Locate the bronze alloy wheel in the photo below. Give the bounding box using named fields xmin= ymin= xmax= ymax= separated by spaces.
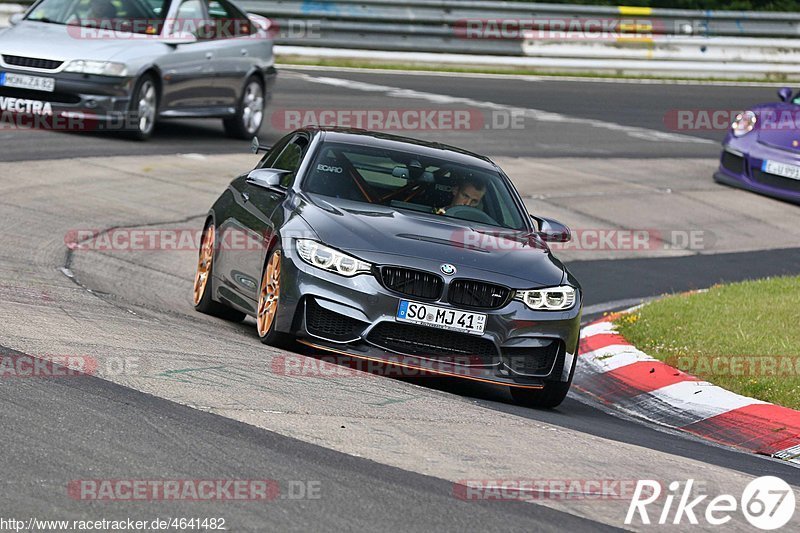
xmin=193 ymin=224 xmax=215 ymax=305
xmin=257 ymin=250 xmax=281 ymax=337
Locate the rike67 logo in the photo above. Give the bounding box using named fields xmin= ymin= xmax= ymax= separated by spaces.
xmin=626 ymin=476 xmax=796 ymax=530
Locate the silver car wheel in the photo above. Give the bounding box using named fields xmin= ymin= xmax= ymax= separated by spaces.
xmin=241 ymin=81 xmax=264 ymax=135
xmin=137 ymin=80 xmax=157 ymax=134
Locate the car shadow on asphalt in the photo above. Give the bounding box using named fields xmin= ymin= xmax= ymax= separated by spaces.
xmin=288 ymin=339 xmax=800 ymax=482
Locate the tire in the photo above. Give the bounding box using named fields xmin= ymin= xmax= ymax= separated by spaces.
xmin=125 ymin=73 xmax=158 ymax=141
xmin=509 ymin=358 xmax=576 ymax=409
xmin=256 ymin=245 xmax=283 ymax=345
xmin=193 ymin=222 xmax=246 ymax=322
xmin=224 ymin=76 xmax=265 ymax=139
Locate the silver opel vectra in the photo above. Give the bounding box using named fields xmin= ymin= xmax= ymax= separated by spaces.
xmin=0 ymin=0 xmax=276 ymax=139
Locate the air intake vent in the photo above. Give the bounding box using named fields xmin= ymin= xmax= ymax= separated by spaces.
xmin=305 ymin=299 xmax=365 ymax=342
xmin=502 ymin=341 xmax=563 ymax=377
xmin=720 ymin=151 xmax=744 ymax=174
xmin=3 ymin=55 xmax=63 ymax=70
xmin=367 ymin=321 xmax=498 ymax=364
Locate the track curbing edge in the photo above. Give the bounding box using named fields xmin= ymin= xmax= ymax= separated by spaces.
xmin=576 ymin=310 xmax=800 ymax=464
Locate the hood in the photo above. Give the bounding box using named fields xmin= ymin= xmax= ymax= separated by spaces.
xmin=754 ymin=103 xmax=800 ymax=153
xmin=0 ymin=21 xmax=138 ymax=62
xmin=296 ymin=195 xmax=566 ymax=287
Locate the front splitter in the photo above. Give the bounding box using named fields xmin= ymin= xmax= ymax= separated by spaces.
xmin=296 ymin=339 xmax=546 ymax=390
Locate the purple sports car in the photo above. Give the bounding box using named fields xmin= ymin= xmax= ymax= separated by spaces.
xmin=714 ymin=87 xmax=800 ymax=205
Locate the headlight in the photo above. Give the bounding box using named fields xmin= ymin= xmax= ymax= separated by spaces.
xmin=295 ymin=239 xmax=371 ymax=277
xmin=515 ymin=286 xmax=577 ymax=311
xmin=64 ymin=60 xmax=128 ymax=76
xmin=731 ymin=110 xmax=757 ymax=137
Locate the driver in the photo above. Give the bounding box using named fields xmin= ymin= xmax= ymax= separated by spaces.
xmin=435 ymin=174 xmax=486 ymax=214
xmin=86 ymin=0 xmax=118 ymax=20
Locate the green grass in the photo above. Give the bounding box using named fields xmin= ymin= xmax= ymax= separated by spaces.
xmin=276 ymin=56 xmax=792 ymax=84
xmin=615 ymin=276 xmax=800 ymax=409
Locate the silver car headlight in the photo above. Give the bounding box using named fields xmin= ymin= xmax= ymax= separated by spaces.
xmin=731 ymin=110 xmax=757 ymax=137
xmin=515 ymin=286 xmax=577 ymax=311
xmin=296 ymin=239 xmax=372 ymax=277
xmin=64 ymin=60 xmax=128 ymax=77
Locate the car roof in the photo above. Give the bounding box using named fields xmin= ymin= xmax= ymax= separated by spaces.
xmin=302 ymin=127 xmax=499 ymax=172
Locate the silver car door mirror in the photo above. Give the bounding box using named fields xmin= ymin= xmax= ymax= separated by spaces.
xmin=246 ymin=168 xmax=289 ymax=191
xmin=162 ymin=32 xmax=198 ymax=46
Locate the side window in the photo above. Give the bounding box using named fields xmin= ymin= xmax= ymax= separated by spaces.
xmin=207 ymin=0 xmax=251 ymax=38
xmin=271 ymin=135 xmax=310 ymax=188
xmin=175 ymin=0 xmax=207 ymax=37
xmin=145 ymin=0 xmax=168 ymax=15
xmin=176 ymin=0 xmax=204 ymax=19
xmin=258 ymin=133 xmax=293 ymax=169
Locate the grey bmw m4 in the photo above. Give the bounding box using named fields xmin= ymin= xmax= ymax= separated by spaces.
xmin=194 ymin=128 xmax=582 ymax=408
xmin=0 ymin=0 xmax=275 ymax=139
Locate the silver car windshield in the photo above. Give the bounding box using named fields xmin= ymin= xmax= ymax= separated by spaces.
xmin=304 ymin=142 xmax=528 ymax=230
xmin=27 ymin=0 xmax=169 ymax=33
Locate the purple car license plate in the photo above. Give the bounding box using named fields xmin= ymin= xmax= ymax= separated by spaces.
xmin=763 ymin=159 xmax=800 ymax=181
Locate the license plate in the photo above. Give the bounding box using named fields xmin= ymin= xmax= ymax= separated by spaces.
xmin=0 ymin=72 xmax=55 ymax=93
xmin=763 ymin=159 xmax=800 ymax=181
xmin=396 ymin=300 xmax=486 ymax=335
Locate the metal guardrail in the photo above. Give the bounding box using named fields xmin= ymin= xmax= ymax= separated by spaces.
xmin=239 ymin=0 xmax=800 ymax=40
xmin=240 ymin=1 xmax=800 ymax=78
xmin=3 ymin=1 xmax=799 ymax=77
xmin=232 ymin=0 xmax=800 ymax=66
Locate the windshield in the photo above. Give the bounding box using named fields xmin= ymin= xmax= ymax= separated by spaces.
xmin=303 ymin=141 xmax=528 ymax=230
xmin=26 ymin=0 xmax=169 ymax=33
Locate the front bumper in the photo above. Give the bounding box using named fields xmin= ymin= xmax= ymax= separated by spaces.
xmin=715 ymin=141 xmax=800 ymax=205
xmin=276 ymin=243 xmax=581 ymax=388
xmin=0 ymin=68 xmax=135 ymax=130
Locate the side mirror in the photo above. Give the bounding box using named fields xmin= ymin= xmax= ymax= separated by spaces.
xmin=250 ymin=136 xmax=271 ymax=154
xmin=778 ymin=87 xmax=794 ymax=102
xmin=9 ymin=13 xmax=23 ymax=25
xmin=246 ymin=168 xmax=288 ymax=191
xmin=532 ymin=215 xmax=571 ymax=243
xmin=162 ymin=32 xmax=197 ymax=46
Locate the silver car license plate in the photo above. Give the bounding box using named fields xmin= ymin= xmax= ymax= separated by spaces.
xmin=763 ymin=159 xmax=800 ymax=181
xmin=396 ymin=300 xmax=486 ymax=335
xmin=0 ymin=72 xmax=55 ymax=93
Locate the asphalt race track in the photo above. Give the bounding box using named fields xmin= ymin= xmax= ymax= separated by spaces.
xmin=1 ymin=68 xmax=799 ymax=531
